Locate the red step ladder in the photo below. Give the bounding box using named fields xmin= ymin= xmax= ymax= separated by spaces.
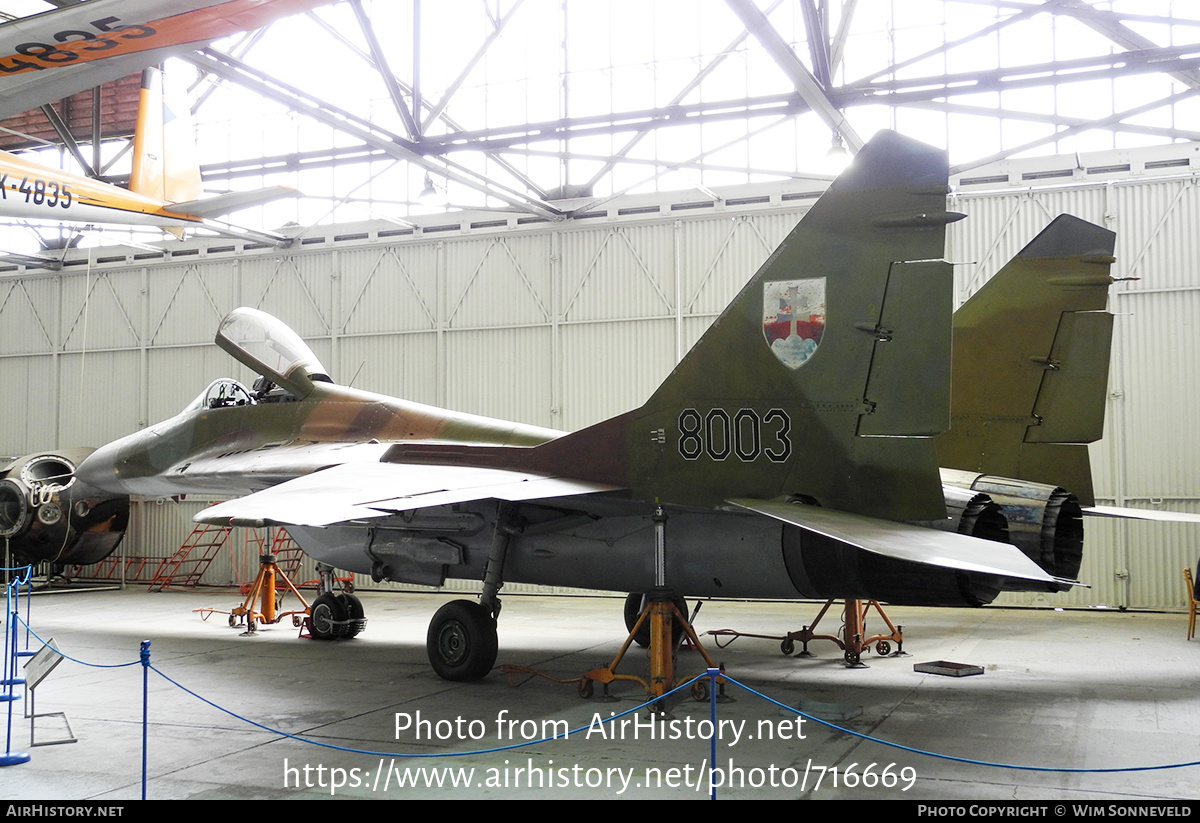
xmin=148 ymin=523 xmax=232 ymax=591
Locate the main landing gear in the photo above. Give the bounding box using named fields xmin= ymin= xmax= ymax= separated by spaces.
xmin=427 ymin=600 xmax=498 ymax=681
xmin=425 ymin=503 xmax=518 ymax=682
xmin=307 ymin=563 xmax=367 ymax=640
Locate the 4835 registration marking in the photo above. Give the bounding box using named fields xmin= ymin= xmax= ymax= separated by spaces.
xmin=0 ymin=17 xmax=156 ymax=74
xmin=0 ymin=174 xmax=73 ymax=209
xmin=678 ymin=408 xmax=791 ymax=463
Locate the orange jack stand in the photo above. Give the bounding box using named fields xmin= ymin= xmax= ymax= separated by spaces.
xmin=580 ymin=587 xmax=722 ymax=708
xmin=782 ymin=598 xmax=904 ymax=666
xmin=194 ymin=553 xmax=311 ymax=634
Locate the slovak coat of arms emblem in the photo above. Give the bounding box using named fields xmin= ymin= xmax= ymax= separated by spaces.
xmin=762 ymin=278 xmax=826 ymax=369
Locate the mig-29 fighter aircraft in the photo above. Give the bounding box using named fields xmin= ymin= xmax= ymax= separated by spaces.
xmin=76 ymin=131 xmax=1095 ymax=681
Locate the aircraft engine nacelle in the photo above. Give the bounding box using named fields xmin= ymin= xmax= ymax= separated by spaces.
xmin=781 ymin=487 xmax=1015 ymax=608
xmin=0 ymin=450 xmax=130 ymax=567
xmin=781 ymin=522 xmax=1006 ymax=607
xmin=941 ymin=468 xmax=1083 ymax=591
xmin=915 ymin=485 xmax=1011 ymax=543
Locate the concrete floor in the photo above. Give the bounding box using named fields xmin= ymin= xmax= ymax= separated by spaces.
xmin=3 ymin=586 xmax=1199 ymax=801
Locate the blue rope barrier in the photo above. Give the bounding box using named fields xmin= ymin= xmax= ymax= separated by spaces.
xmin=1 ymin=564 xmax=31 ymax=766
xmin=14 ymin=616 xmax=140 ymax=668
xmin=721 ymin=673 xmax=1200 ymax=774
xmin=11 ymin=596 xmax=1200 ymax=795
xmin=150 ymin=663 xmax=707 ymax=759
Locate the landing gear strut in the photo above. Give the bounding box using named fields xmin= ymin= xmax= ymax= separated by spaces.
xmin=581 ymin=507 xmax=721 ymax=708
xmin=426 ymin=503 xmax=519 ymax=681
xmin=307 ymin=563 xmax=367 ymax=640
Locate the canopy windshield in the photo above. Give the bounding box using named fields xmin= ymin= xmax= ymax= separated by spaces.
xmin=215 ymin=307 xmax=329 ymax=397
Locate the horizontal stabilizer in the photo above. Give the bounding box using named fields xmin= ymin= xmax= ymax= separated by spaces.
xmin=728 ymin=497 xmax=1058 ymax=583
xmin=169 ymin=186 xmax=300 ymax=219
xmin=195 ymin=462 xmax=621 ymax=528
xmin=1083 ymin=505 xmax=1200 ymax=523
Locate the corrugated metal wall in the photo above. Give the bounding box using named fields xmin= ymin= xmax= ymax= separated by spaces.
xmin=2 ymin=170 xmax=1198 ymax=609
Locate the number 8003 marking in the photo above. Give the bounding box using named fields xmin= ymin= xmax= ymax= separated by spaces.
xmin=678 ymin=408 xmax=791 ymax=463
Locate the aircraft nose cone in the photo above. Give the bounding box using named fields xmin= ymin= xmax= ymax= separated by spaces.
xmin=76 ymin=441 xmax=125 ymax=494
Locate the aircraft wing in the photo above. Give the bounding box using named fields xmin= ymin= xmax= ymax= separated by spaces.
xmin=195 ymin=462 xmax=623 ymax=528
xmin=168 ymin=186 xmax=300 ymax=220
xmin=0 ymin=0 xmax=327 ymax=120
xmin=1083 ymin=505 xmax=1200 ymax=523
xmin=728 ymin=498 xmax=1061 ymax=584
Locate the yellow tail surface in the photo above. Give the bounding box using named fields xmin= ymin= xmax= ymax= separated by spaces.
xmin=129 ymin=67 xmax=202 ymax=207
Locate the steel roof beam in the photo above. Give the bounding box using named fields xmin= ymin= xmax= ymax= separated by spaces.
xmin=724 ymin=0 xmax=864 ymax=150
xmin=1040 ymin=0 xmax=1200 ymax=92
xmin=828 ymin=0 xmax=858 ymax=76
xmin=911 ymin=99 xmax=1200 ymax=143
xmin=38 ymin=102 xmax=95 ymax=179
xmin=582 ymin=0 xmax=788 ymax=192
xmin=952 ymin=88 xmax=1198 ymax=173
xmin=184 ymin=49 xmax=562 ymax=217
xmin=422 ymin=1 xmax=524 ymax=132
xmin=799 ymin=0 xmax=832 ymax=88
xmin=304 ymin=4 xmax=547 ymax=200
xmin=853 ymin=8 xmax=1036 ymax=84
xmin=946 ymin=0 xmax=1200 ymax=29
xmin=350 ymin=0 xmax=420 ymax=139
xmin=408 ymin=42 xmax=1200 ymax=155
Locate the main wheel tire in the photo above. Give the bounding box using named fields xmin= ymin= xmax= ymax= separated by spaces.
xmin=310 ymin=593 xmax=345 ymax=640
xmin=342 ymin=593 xmax=365 ymax=638
xmin=623 ymin=592 xmax=689 ymax=649
xmin=623 ymin=592 xmax=650 ymax=648
xmin=427 ymin=600 xmax=498 ymax=682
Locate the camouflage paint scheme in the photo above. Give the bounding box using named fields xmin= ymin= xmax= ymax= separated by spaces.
xmin=75 ymin=131 xmax=1127 ymax=680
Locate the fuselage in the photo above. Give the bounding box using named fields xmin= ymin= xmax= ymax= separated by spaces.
xmin=0 ymin=150 xmax=200 ymax=227
xmin=76 ymin=377 xmax=564 ymax=498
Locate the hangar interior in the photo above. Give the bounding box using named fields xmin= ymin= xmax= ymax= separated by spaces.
xmin=4 ymin=150 xmax=1200 ymax=612
xmin=0 ymin=0 xmax=1194 ymax=599
xmin=3 ymin=0 xmax=1200 ymax=803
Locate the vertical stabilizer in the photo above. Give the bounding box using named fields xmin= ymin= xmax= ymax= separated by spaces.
xmin=129 ymin=67 xmax=202 ymax=206
xmin=936 ymin=215 xmax=1117 ymax=505
xmin=535 ymin=131 xmax=961 ymax=521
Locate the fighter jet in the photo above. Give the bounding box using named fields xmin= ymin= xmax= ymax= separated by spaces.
xmin=76 ymin=131 xmax=1081 ymax=681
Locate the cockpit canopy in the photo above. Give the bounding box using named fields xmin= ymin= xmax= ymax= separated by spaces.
xmin=215 ymin=307 xmax=331 ymax=399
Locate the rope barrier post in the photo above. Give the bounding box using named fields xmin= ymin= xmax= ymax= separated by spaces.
xmin=707 ymin=667 xmax=718 ymax=800
xmin=1 ymin=566 xmax=30 ymax=766
xmin=140 ymin=639 xmax=150 ymax=800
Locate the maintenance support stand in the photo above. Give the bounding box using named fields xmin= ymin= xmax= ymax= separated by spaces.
xmin=580 ymin=506 xmax=723 ymax=711
xmin=194 ymin=553 xmax=311 ymax=634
